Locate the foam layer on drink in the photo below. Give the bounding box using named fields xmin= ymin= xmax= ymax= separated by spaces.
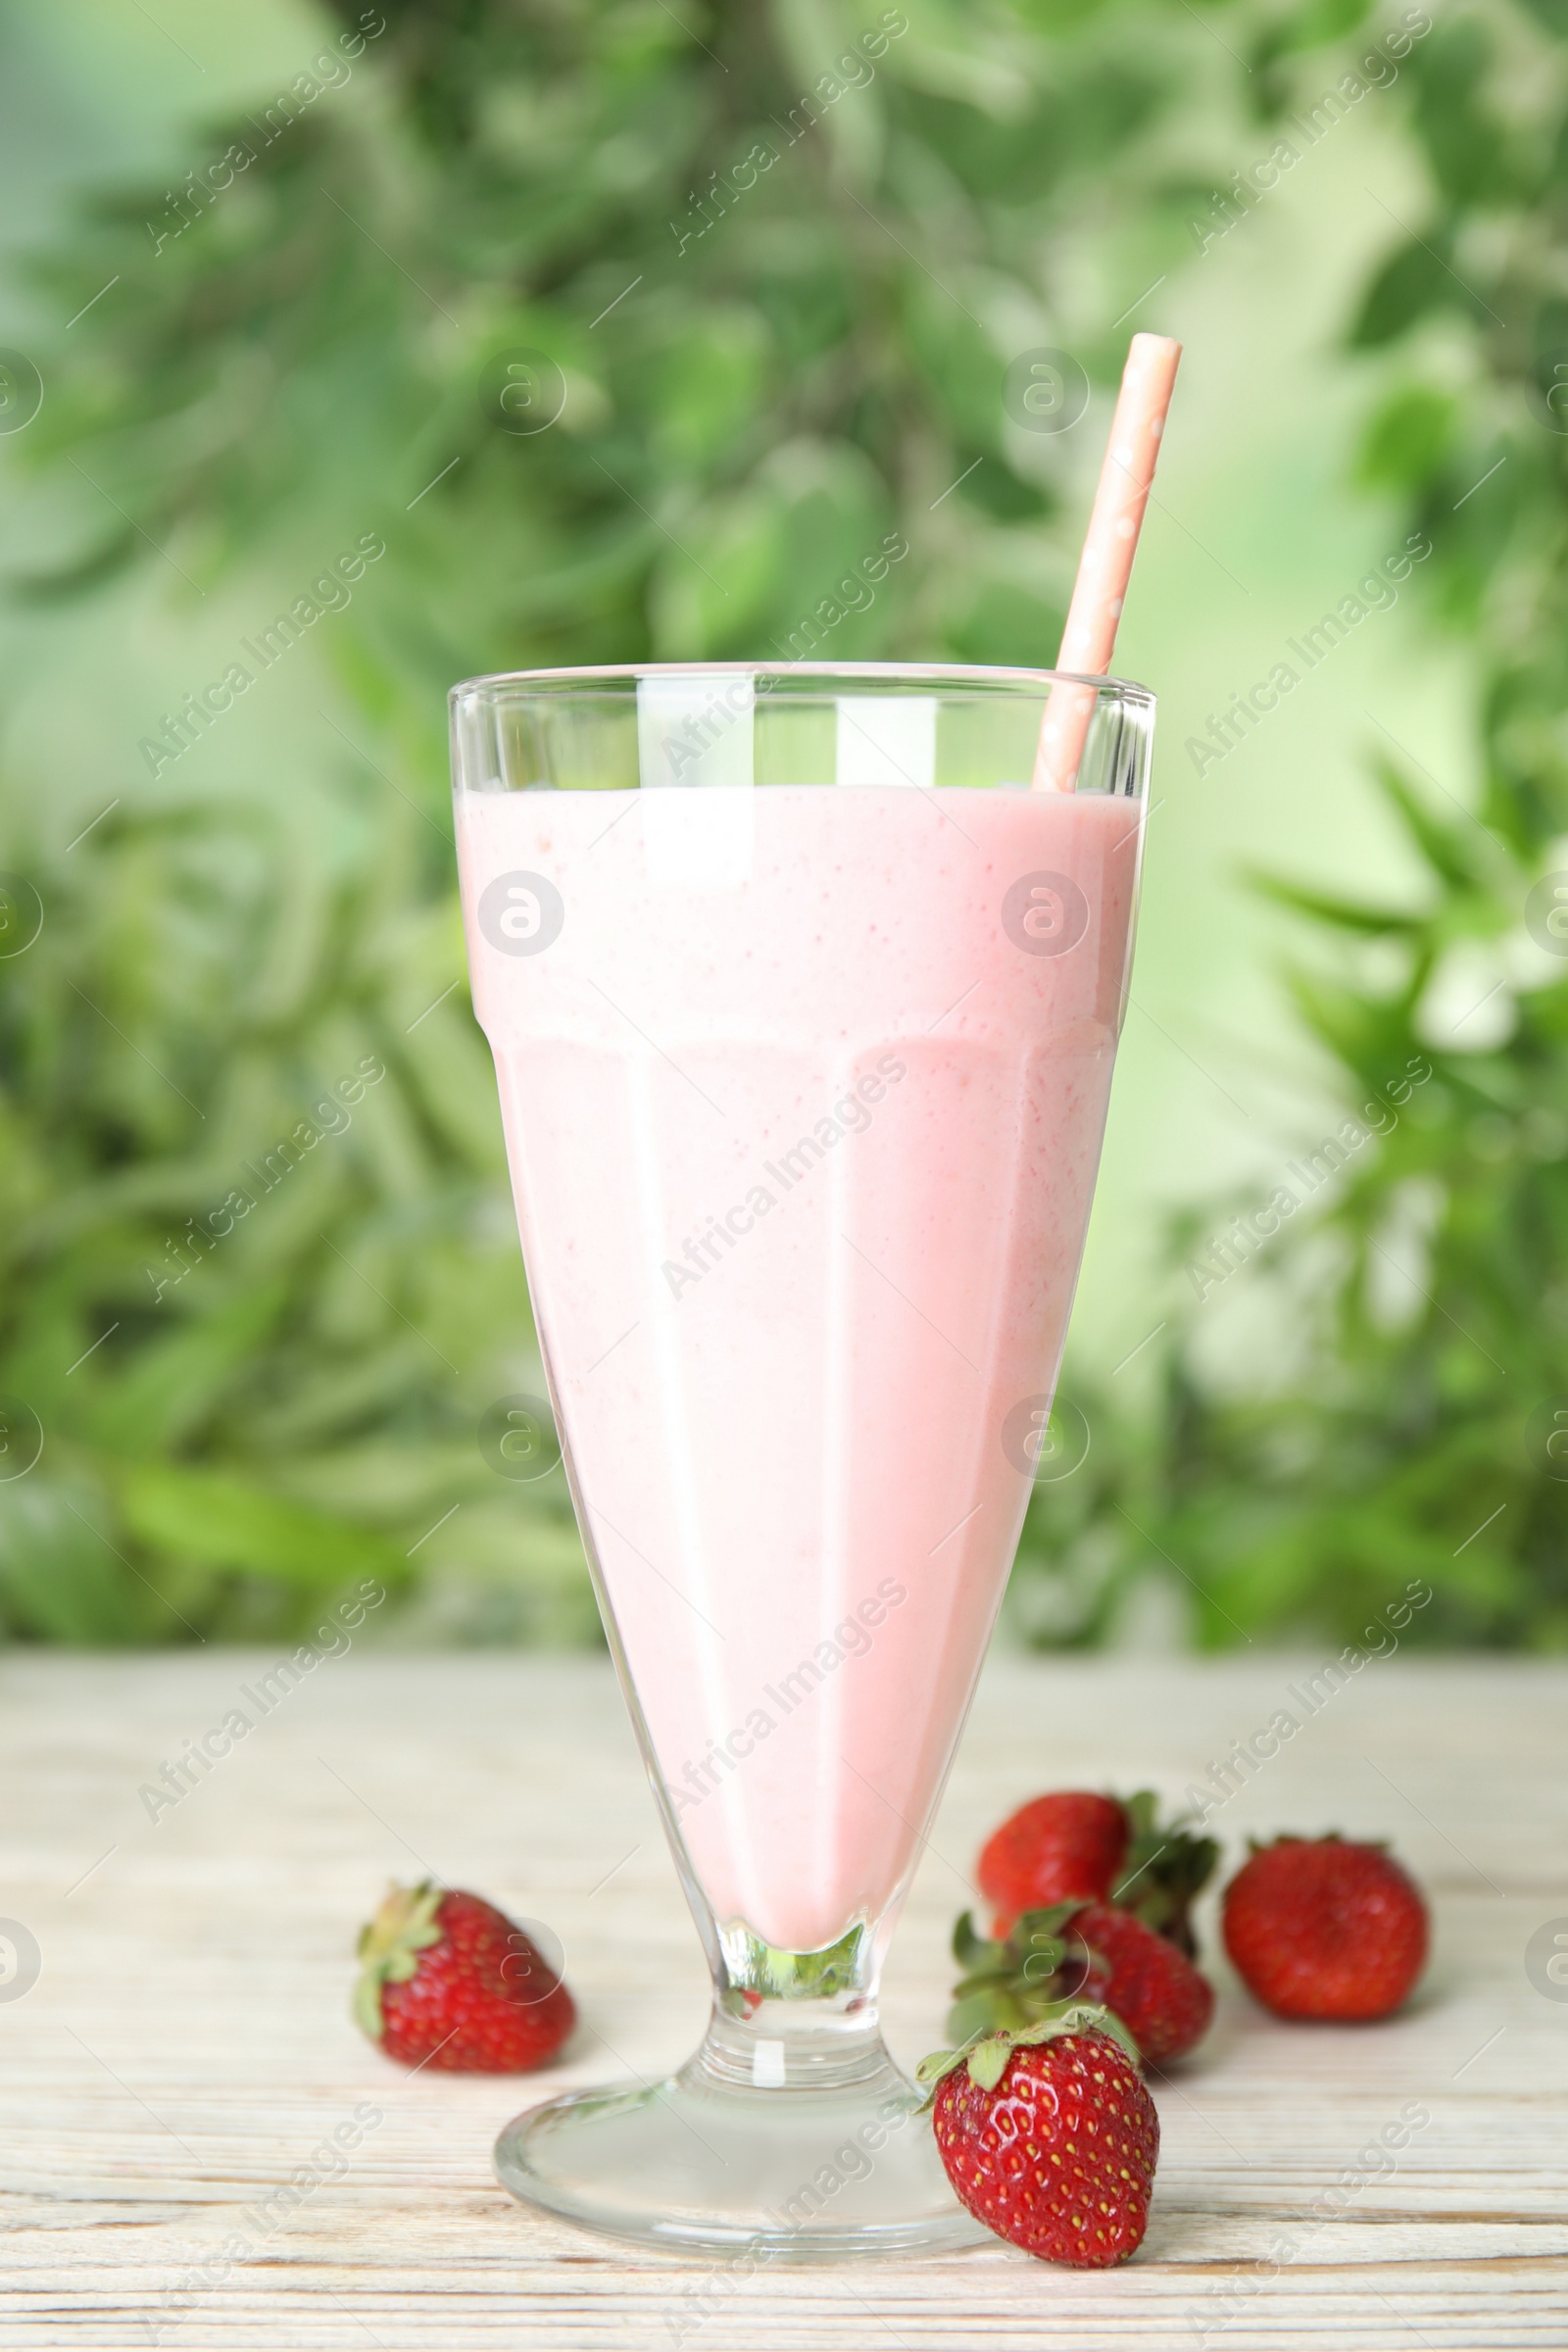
xmin=458 ymin=783 xmax=1140 ymax=1954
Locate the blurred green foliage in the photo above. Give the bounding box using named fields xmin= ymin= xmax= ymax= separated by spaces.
xmin=1016 ymin=0 xmax=1568 ymax=1649
xmin=0 ymin=0 xmax=1210 ymax=1644
xmin=1 ymin=0 xmax=1562 ymax=1645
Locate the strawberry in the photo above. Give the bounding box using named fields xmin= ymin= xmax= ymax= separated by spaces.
xmin=979 ymin=1792 xmax=1126 ymax=1932
xmin=1221 ymin=1837 xmax=1429 ymax=2021
xmin=355 ymin=1881 xmax=575 ymax=2071
xmin=918 ymin=2004 xmax=1158 ymax=2266
xmin=947 ymin=1900 xmax=1213 ymax=2065
xmin=978 ymin=1788 xmax=1218 ymax=1953
xmin=1065 ymin=1903 xmax=1214 ymax=2064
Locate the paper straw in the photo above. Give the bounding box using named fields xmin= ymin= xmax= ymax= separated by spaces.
xmin=1032 ymin=332 xmax=1182 ymax=791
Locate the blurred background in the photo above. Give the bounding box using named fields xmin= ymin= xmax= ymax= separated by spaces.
xmin=0 ymin=0 xmax=1563 ymax=1656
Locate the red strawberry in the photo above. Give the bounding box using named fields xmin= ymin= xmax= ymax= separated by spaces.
xmin=1065 ymin=1902 xmax=1214 ymax=2065
xmin=1222 ymin=1837 xmax=1428 ymax=2021
xmin=946 ymin=1900 xmax=1213 ymax=2065
xmin=979 ymin=1792 xmax=1127 ymax=1933
xmin=355 ymin=1881 xmax=575 ymax=2071
xmin=978 ymin=1789 xmax=1218 ymax=1952
xmin=919 ymin=2005 xmax=1158 ymax=2267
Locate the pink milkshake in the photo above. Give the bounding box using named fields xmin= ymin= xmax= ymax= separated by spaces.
xmin=467 ymin=327 xmax=1177 ymax=2262
xmin=457 ymin=757 xmax=1140 ymax=1957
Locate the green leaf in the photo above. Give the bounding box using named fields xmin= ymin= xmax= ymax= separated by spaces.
xmin=1248 ymin=873 xmax=1424 ymax=937
xmin=1372 ymin=760 xmax=1485 ymax=894
xmin=966 ymin=2037 xmax=1010 ymax=2091
xmin=1349 ymin=235 xmax=1469 ymax=348
xmin=119 ymin=1463 xmax=404 ymax=1591
xmin=0 ymin=1482 xmax=140 ymax=1642
xmin=83 ymin=1285 xmax=290 ymax=1457
xmin=951 ymin=1909 xmax=995 ymax=1971
xmin=1357 ymin=386 xmax=1462 ymax=494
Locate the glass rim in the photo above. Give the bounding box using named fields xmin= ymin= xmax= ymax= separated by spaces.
xmin=449 ymin=660 xmax=1153 ymax=708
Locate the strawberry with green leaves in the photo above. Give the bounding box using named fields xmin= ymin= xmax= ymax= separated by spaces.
xmin=947 ymin=1898 xmax=1213 ymax=2065
xmin=355 ymin=1881 xmax=575 ymax=2072
xmin=918 ymin=2003 xmax=1158 ymax=2266
xmin=978 ymin=1788 xmax=1218 ymax=1952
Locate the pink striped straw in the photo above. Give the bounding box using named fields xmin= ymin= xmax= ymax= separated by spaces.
xmin=1032 ymin=332 xmax=1182 ymax=791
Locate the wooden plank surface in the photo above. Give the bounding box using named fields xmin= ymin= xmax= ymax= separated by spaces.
xmin=0 ymin=1648 xmax=1563 ymax=2349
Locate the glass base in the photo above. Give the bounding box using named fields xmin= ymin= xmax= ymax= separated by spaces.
xmin=494 ymin=2010 xmax=987 ymax=2261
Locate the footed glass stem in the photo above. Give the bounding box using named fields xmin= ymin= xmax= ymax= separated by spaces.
xmin=494 ymin=1925 xmax=985 ymax=2258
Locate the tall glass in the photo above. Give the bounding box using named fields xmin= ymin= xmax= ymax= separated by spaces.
xmin=451 ymin=664 xmax=1151 ymax=2257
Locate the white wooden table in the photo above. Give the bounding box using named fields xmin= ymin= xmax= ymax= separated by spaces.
xmin=0 ymin=1649 xmax=1562 ymax=2348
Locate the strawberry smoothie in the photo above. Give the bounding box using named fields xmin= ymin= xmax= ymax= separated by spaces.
xmin=458 ymin=777 xmax=1140 ymax=1955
